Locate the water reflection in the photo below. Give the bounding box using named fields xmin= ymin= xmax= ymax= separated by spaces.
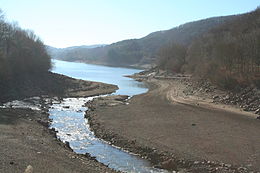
xmin=52 ymin=60 xmax=148 ymax=96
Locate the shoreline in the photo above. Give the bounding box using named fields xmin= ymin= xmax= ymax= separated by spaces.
xmin=0 ymin=72 xmax=118 ymax=104
xmin=129 ymin=73 xmax=260 ymax=119
xmin=148 ymin=78 xmax=259 ymax=119
xmin=85 ymin=77 xmax=260 ymax=172
xmin=0 ymin=73 xmax=118 ymax=173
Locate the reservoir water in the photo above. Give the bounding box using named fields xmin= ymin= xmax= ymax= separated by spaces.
xmin=52 ymin=60 xmax=148 ymax=96
xmin=49 ymin=60 xmax=168 ymax=173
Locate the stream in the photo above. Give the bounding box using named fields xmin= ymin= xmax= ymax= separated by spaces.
xmin=49 ymin=97 xmax=168 ymax=173
xmin=2 ymin=60 xmax=169 ymax=173
xmin=51 ymin=60 xmax=170 ymax=173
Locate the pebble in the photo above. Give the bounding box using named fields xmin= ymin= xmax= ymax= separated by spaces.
xmin=225 ymin=164 xmax=232 ymax=168
xmin=24 ymin=165 xmax=33 ymax=173
xmin=194 ymin=161 xmax=200 ymax=164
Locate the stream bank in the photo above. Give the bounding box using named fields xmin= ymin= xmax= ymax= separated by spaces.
xmin=0 ymin=104 xmax=116 ymax=173
xmin=0 ymin=72 xmax=118 ymax=104
xmin=85 ymin=79 xmax=260 ymax=173
xmin=0 ymin=73 xmax=118 ymax=173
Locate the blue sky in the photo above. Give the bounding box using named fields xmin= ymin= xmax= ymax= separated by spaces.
xmin=0 ymin=0 xmax=259 ymax=48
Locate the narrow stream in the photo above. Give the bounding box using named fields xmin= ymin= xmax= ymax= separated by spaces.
xmin=2 ymin=60 xmax=169 ymax=173
xmin=49 ymin=60 xmax=171 ymax=172
xmin=49 ymin=97 xmax=168 ymax=173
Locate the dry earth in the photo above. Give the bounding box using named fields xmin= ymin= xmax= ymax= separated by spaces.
xmin=0 ymin=108 xmax=116 ymax=173
xmin=86 ymin=78 xmax=260 ymax=173
xmin=0 ymin=75 xmax=118 ymax=173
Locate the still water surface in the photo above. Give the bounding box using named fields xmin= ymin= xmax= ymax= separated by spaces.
xmin=52 ymin=60 xmax=148 ymax=96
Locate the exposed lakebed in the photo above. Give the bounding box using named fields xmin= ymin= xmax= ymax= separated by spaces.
xmin=1 ymin=60 xmax=167 ymax=172
xmin=49 ymin=60 xmax=168 ymax=172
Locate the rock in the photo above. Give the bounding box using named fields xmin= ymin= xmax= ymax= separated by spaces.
xmin=63 ymin=106 xmax=70 ymax=109
xmin=246 ymin=164 xmax=252 ymax=168
xmin=24 ymin=165 xmax=33 ymax=173
xmin=224 ymin=164 xmax=231 ymax=168
xmin=64 ymin=141 xmax=73 ymax=151
xmin=85 ymin=153 xmax=96 ymax=160
xmin=159 ymin=159 xmax=177 ymax=171
xmin=114 ymin=95 xmax=129 ymax=101
xmin=243 ymin=107 xmax=250 ymax=111
xmin=255 ymin=108 xmax=260 ymax=114
xmin=194 ymin=161 xmax=200 ymax=165
xmin=213 ymin=95 xmax=219 ymax=99
xmin=225 ymin=95 xmax=230 ymax=100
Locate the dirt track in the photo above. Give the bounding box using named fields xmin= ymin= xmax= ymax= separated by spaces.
xmin=87 ymin=78 xmax=260 ymax=172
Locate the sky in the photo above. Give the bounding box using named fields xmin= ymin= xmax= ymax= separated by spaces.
xmin=0 ymin=0 xmax=259 ymax=48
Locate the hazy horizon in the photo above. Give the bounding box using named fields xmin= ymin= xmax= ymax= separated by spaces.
xmin=1 ymin=0 xmax=259 ymax=48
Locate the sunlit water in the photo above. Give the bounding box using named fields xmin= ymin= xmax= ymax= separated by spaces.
xmin=49 ymin=97 xmax=168 ymax=173
xmin=0 ymin=60 xmax=168 ymax=172
xmin=52 ymin=59 xmax=148 ymax=96
xmin=48 ymin=60 xmax=167 ymax=172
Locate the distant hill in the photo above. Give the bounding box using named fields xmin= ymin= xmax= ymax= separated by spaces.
xmin=46 ymin=44 xmax=107 ymax=60
xmin=48 ymin=15 xmax=237 ymax=68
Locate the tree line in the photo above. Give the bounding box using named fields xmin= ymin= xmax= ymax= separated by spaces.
xmin=157 ymin=8 xmax=260 ymax=89
xmin=0 ymin=9 xmax=51 ymax=81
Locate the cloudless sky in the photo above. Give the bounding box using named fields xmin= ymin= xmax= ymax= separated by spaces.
xmin=0 ymin=0 xmax=259 ymax=48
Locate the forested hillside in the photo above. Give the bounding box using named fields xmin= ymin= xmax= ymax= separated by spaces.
xmin=0 ymin=10 xmax=51 ymax=79
xmin=48 ymin=15 xmax=235 ymax=68
xmin=158 ymin=8 xmax=260 ymax=88
xmin=47 ymin=8 xmax=259 ymax=88
xmin=46 ymin=44 xmax=106 ymax=60
xmin=0 ymin=10 xmax=54 ymax=102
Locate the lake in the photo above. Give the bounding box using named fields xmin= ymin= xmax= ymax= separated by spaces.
xmin=52 ymin=59 xmax=148 ymax=96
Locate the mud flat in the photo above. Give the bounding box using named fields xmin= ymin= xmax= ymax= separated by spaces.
xmin=86 ymin=78 xmax=260 ymax=173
